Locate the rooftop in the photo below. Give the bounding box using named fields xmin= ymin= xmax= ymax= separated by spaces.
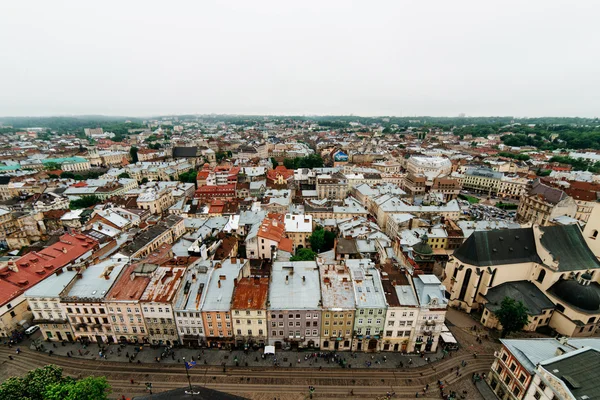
xmin=269 ymin=261 xmax=321 ymax=310
xmin=62 ymin=259 xmax=127 ymax=300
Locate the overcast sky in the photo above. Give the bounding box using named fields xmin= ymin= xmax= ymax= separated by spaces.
xmin=1 ymin=1 xmax=599 ymax=117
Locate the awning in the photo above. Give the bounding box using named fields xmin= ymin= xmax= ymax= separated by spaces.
xmin=440 ymin=332 xmax=457 ymax=344
xmin=264 ymin=345 xmax=275 ymax=355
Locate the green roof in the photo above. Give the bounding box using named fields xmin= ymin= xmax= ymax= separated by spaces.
xmin=540 ymin=224 xmax=600 ymax=272
xmin=42 ymin=157 xmax=87 ymax=164
xmin=542 ymin=348 xmax=600 ymax=400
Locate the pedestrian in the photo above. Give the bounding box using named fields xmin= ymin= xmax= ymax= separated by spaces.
xmin=8 ymin=355 xmax=13 ymax=360
xmin=126 ymin=352 xmax=129 ymax=358
xmin=131 ymin=379 xmax=134 ymax=384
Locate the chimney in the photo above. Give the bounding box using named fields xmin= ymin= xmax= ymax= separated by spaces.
xmin=218 ymin=280 xmax=221 ymax=289
xmin=234 ymin=278 xmax=238 ymax=287
xmin=285 ymin=275 xmax=289 ymax=285
xmin=302 ymin=276 xmax=306 ymax=284
xmin=231 ymin=257 xmax=236 ymax=264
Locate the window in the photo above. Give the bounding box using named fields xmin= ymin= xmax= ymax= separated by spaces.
xmin=533 ymin=391 xmax=541 ymax=400
xmin=501 ymin=353 xmax=508 ymax=362
xmin=519 ymin=374 xmax=526 ymax=384
xmin=510 ymin=363 xmax=516 ymax=372
xmin=536 ymin=269 xmax=546 ymax=283
xmin=539 ymin=382 xmax=546 ymax=391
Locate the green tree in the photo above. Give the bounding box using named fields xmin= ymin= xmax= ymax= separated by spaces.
xmin=178 ymin=170 xmax=198 ymax=185
xmin=495 ymin=297 xmax=529 ymax=338
xmin=44 ymin=162 xmax=62 ymax=171
xmin=308 ymin=226 xmax=335 ymax=253
xmin=69 ymin=195 xmax=101 ymax=210
xmin=309 ymin=227 xmax=325 ymax=252
xmin=0 ymin=365 xmax=109 ymax=400
xmin=129 ymin=146 xmax=139 ymax=163
xmin=45 ymin=376 xmax=110 ymax=400
xmin=118 ymin=172 xmax=130 ymax=179
xmin=141 ymin=177 xmax=149 ymax=184
xmin=60 ymin=171 xmax=75 ymax=179
xmin=290 ymin=248 xmax=317 ymax=261
xmin=270 ymin=157 xmax=278 ymax=167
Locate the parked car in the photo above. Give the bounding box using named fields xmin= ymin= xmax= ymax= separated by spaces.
xmin=25 ymin=325 xmax=40 ymax=335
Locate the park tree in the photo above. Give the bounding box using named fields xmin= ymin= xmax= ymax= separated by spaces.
xmin=290 ymin=248 xmax=317 ymax=261
xmin=118 ymin=172 xmax=131 ymax=179
xmin=495 ymin=297 xmax=529 ymax=338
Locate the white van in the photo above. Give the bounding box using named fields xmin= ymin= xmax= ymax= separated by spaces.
xmin=25 ymin=325 xmax=40 ymax=335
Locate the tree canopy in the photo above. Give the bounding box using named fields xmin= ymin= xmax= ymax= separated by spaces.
xmin=308 ymin=226 xmax=336 ymax=253
xmin=283 ymin=154 xmax=324 ymax=169
xmin=495 ymin=297 xmax=529 ymax=337
xmin=0 ymin=365 xmax=110 ymax=400
xmin=129 ymin=146 xmax=139 ymax=163
xmin=290 ymin=248 xmax=317 ymax=261
xmin=69 ymin=195 xmax=101 ymax=210
xmin=117 ymin=172 xmax=131 ymax=179
xmin=178 ymin=170 xmax=198 ymax=184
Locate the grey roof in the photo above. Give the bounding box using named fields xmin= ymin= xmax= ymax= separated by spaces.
xmin=269 ymin=261 xmax=321 ymax=310
xmin=529 ymin=179 xmax=567 ymax=204
xmin=173 ymin=260 xmax=212 ymax=312
xmin=540 ymin=348 xmax=600 ymax=400
xmin=501 ymin=338 xmax=575 ymax=374
xmin=62 ymin=260 xmax=127 ymax=300
xmin=201 ymin=260 xmax=245 ymax=312
xmin=336 ymin=238 xmax=359 ymax=255
xmin=413 ymin=275 xmax=447 ymax=308
xmin=24 ymin=268 xmax=78 ymax=298
xmin=483 ymin=281 xmax=554 ymax=315
xmin=346 ymin=259 xmax=387 ymax=309
xmin=453 ymin=227 xmax=541 ymax=267
xmin=172 ymin=147 xmax=198 ymax=158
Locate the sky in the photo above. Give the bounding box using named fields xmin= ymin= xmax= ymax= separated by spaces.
xmin=1 ymin=0 xmax=599 ymax=118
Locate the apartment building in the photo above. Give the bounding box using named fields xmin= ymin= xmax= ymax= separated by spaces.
xmin=121 ymin=215 xmax=185 ymax=259
xmin=24 ymin=268 xmax=78 ymax=342
xmin=316 ymin=174 xmax=348 ymax=200
xmin=201 ymin=258 xmax=249 ymax=348
xmin=231 ymin=276 xmax=269 ymax=347
xmin=104 ymin=262 xmax=153 ymax=344
xmin=137 ymin=187 xmax=175 ymax=214
xmin=412 ymin=275 xmax=447 ymax=352
xmin=0 ymin=233 xmax=98 ymax=339
xmin=318 ymin=260 xmax=355 ymax=351
xmin=173 ymin=260 xmax=212 ymax=347
xmin=60 ymin=259 xmax=127 ymax=344
xmin=347 ymin=259 xmax=387 ymax=352
xmin=284 ymin=213 xmax=313 ymax=253
xmin=517 ymin=179 xmax=577 ymax=226
xmin=140 ymin=262 xmax=186 ymax=345
xmin=268 ymin=261 xmax=322 ymax=349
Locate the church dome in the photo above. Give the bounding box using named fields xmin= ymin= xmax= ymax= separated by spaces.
xmin=550 ymin=276 xmax=600 ymax=312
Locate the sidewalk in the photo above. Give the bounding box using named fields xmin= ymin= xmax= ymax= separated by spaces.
xmin=27 ymin=339 xmax=446 ymax=369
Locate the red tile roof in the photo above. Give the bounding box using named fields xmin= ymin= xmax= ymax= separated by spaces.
xmin=231 ymin=277 xmax=269 ymax=310
xmin=0 ymin=234 xmax=98 ymax=306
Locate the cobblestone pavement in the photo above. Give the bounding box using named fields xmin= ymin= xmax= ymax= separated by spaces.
xmin=28 ymin=337 xmax=446 ymax=370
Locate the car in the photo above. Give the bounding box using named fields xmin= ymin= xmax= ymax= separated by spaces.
xmin=25 ymin=325 xmax=40 ymax=335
